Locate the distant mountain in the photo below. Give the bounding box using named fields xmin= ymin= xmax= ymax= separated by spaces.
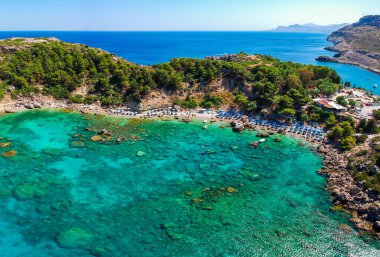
xmin=272 ymin=23 xmax=349 ymax=33
xmin=317 ymin=15 xmax=380 ymax=74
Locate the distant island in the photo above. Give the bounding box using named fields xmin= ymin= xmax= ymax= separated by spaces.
xmin=317 ymin=15 xmax=380 ymax=74
xmin=272 ymin=23 xmax=348 ymax=33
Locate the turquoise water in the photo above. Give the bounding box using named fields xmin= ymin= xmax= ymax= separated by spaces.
xmin=0 ymin=110 xmax=379 ymax=256
xmin=0 ymin=31 xmax=379 ymax=93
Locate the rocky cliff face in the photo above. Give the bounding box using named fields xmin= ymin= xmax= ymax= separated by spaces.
xmin=317 ymin=15 xmax=380 ymax=74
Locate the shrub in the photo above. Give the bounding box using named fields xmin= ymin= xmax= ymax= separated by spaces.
xmin=84 ymin=96 xmax=97 ymax=105
xmin=340 ymin=136 xmax=356 ymax=150
xmin=356 ymin=134 xmax=368 ymax=145
xmin=356 ymin=150 xmax=368 ymax=156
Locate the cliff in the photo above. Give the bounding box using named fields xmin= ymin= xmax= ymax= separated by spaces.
xmin=317 ymin=15 xmax=380 ymax=74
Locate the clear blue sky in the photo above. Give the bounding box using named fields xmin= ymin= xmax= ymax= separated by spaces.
xmin=0 ymin=0 xmax=379 ymax=31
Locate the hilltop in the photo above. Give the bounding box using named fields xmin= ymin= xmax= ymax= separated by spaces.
xmin=317 ymin=15 xmax=380 ymax=74
xmin=273 ymin=23 xmax=348 ymax=33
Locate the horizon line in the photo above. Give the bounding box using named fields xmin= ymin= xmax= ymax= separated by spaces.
xmin=0 ymin=30 xmax=332 ymax=34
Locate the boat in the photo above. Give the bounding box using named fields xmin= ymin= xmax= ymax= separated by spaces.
xmin=374 ymin=84 xmax=378 ymax=88
xmin=203 ymin=125 xmax=208 ymax=130
xmin=203 ymin=120 xmax=208 ymax=123
xmin=259 ymin=139 xmax=266 ymax=143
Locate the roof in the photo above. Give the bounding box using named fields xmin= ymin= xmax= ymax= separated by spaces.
xmin=313 ymin=98 xmax=347 ymax=111
xmin=314 ymin=98 xmax=334 ymax=109
xmin=328 ymin=101 xmax=347 ymax=111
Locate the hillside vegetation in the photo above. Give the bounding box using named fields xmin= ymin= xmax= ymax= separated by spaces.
xmin=0 ymin=38 xmax=342 ymax=117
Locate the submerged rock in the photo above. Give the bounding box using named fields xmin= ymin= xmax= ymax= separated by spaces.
xmin=0 ymin=142 xmax=11 ymax=148
xmin=226 ymin=187 xmax=236 ymax=193
xmin=250 ymin=141 xmax=259 ymax=147
xmin=13 ymin=182 xmax=47 ymax=200
xmin=136 ymin=151 xmax=146 ymax=157
xmin=70 ymin=141 xmax=86 ymax=148
xmin=56 ymin=227 xmax=94 ymax=249
xmin=2 ymin=150 xmax=17 ymax=158
xmin=90 ymin=135 xmax=103 ymax=142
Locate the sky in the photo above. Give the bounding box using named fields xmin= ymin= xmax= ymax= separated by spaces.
xmin=0 ymin=0 xmax=379 ymax=31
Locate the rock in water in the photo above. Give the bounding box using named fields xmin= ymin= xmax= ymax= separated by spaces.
xmin=2 ymin=150 xmax=17 ymax=158
xmin=90 ymin=135 xmax=103 ymax=142
xmin=56 ymin=227 xmax=94 ymax=249
xmin=232 ymin=123 xmax=244 ymax=132
xmin=136 ymin=151 xmax=146 ymax=157
xmin=0 ymin=142 xmax=11 ymax=148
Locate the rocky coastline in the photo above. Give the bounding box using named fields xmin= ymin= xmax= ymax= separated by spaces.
xmin=318 ymin=144 xmax=380 ymax=238
xmin=316 ymin=53 xmax=380 ymax=75
xmin=317 ymin=15 xmax=380 ymax=75
xmin=1 ymin=95 xmax=380 ymax=238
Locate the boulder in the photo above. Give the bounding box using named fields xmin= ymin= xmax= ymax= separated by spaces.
xmin=374 ymin=221 xmax=380 ymax=232
xmin=250 ymin=141 xmax=259 ymax=147
xmin=232 ymin=123 xmax=244 ymax=132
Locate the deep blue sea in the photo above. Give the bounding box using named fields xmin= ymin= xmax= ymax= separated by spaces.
xmin=1 ymin=31 xmax=379 ymax=93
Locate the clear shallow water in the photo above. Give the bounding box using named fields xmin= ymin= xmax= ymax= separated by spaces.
xmin=0 ymin=110 xmax=379 ymax=256
xmin=0 ymin=31 xmax=379 ymax=94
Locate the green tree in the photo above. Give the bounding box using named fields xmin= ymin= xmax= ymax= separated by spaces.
xmin=300 ymin=113 xmax=309 ymax=122
xmin=348 ymin=99 xmax=356 ymax=108
xmin=364 ymin=119 xmax=379 ymax=134
xmin=340 ymin=136 xmax=356 ymax=150
xmin=326 ymin=114 xmax=337 ymax=128
xmin=328 ymin=125 xmax=343 ymax=141
xmin=279 ymin=108 xmax=296 ymax=116
xmin=356 ymin=119 xmax=367 ymax=133
xmin=336 ymin=96 xmax=348 ymax=107
xmin=341 ymin=121 xmax=354 ymax=137
xmin=373 ymin=110 xmax=380 ymax=120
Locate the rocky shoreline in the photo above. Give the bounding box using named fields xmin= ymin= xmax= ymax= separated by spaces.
xmin=317 ymin=15 xmax=380 ymax=75
xmin=318 ymin=144 xmax=380 ymax=238
xmin=316 ymin=53 xmax=380 ymax=75
xmin=1 ymin=95 xmax=380 ymax=238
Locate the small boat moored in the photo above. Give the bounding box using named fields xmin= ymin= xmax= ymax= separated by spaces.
xmin=259 ymin=139 xmax=266 ymax=143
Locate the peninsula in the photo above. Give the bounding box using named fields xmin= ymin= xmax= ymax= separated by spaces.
xmin=317 ymin=15 xmax=380 ymax=74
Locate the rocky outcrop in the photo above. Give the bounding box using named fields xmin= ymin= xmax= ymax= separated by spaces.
xmin=318 ymin=144 xmax=380 ymax=237
xmin=317 ymin=15 xmax=380 ymax=74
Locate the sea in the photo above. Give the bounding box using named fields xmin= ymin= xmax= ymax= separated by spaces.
xmin=0 ymin=32 xmax=380 ymax=257
xmin=0 ymin=110 xmax=379 ymax=257
xmin=0 ymin=31 xmax=379 ymax=94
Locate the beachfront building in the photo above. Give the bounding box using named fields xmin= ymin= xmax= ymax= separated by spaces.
xmin=313 ymin=98 xmax=348 ymax=113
